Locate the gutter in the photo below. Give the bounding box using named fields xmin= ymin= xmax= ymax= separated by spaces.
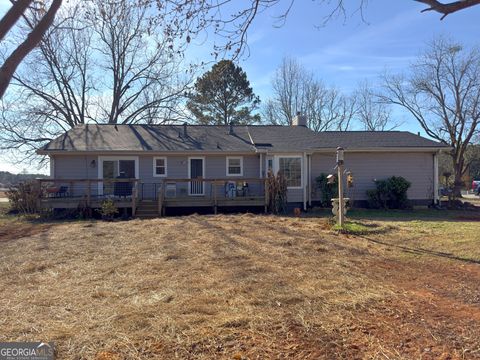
xmin=36 ymin=150 xmax=259 ymax=156
xmin=311 ymin=146 xmax=451 ymax=153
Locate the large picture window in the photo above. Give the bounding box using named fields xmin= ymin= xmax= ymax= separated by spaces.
xmin=226 ymin=156 xmax=243 ymax=176
xmin=279 ymin=157 xmax=302 ymax=188
xmin=153 ymin=157 xmax=167 ymax=177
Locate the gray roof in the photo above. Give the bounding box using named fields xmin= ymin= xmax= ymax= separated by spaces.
xmin=309 ymin=131 xmax=448 ymax=149
xmin=39 ymin=124 xmax=447 ymax=153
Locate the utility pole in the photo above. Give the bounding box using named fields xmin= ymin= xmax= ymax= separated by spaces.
xmin=337 ymin=147 xmax=345 ymax=227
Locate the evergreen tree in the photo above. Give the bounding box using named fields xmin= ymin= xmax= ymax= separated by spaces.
xmin=187 ymin=60 xmax=260 ymax=125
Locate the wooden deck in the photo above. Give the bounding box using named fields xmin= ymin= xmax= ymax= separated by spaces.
xmin=37 ymin=178 xmax=269 ymax=217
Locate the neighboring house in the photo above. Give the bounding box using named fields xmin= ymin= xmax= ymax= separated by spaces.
xmin=37 ymin=115 xmax=448 ymax=216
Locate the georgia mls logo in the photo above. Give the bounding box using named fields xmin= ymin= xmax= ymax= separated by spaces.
xmin=0 ymin=342 xmax=54 ymax=360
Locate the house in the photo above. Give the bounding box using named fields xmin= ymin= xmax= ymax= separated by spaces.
xmin=36 ymin=115 xmax=448 ymax=216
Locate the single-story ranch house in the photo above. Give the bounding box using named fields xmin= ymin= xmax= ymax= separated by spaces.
xmin=37 ymin=115 xmax=448 ymax=217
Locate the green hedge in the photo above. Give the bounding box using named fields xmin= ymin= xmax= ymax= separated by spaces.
xmin=315 ymin=173 xmax=338 ymax=207
xmin=366 ymin=176 xmax=411 ymax=209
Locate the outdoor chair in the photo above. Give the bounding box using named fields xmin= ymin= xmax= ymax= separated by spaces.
xmin=114 ymin=180 xmax=132 ymax=198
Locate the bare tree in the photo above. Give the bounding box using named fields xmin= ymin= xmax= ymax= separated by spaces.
xmin=0 ymin=1 xmax=189 ymax=159
xmin=91 ymin=0 xmax=189 ymax=125
xmin=381 ymin=37 xmax=480 ymax=196
xmin=1 ymin=0 xmax=478 ymax=99
xmin=354 ymin=81 xmax=397 ymax=131
xmin=263 ymin=57 xmax=355 ymax=131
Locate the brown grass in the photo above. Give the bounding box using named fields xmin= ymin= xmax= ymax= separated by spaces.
xmin=0 ymin=212 xmax=479 ymax=359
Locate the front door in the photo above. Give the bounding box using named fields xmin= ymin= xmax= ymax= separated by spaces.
xmin=189 ymin=158 xmax=204 ymax=195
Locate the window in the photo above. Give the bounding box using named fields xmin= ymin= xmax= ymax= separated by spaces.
xmin=153 ymin=157 xmax=167 ymax=177
xmin=279 ymin=157 xmax=302 ymax=188
xmin=267 ymin=159 xmax=273 ymax=172
xmin=226 ymin=156 xmax=243 ymax=176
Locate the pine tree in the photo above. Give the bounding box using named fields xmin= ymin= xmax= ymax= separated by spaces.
xmin=187 ymin=60 xmax=260 ymax=125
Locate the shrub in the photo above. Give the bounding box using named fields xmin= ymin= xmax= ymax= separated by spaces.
xmin=97 ymin=199 xmax=118 ymax=221
xmin=315 ymin=173 xmax=338 ymax=207
xmin=367 ymin=176 xmax=411 ymax=209
xmin=266 ymin=170 xmax=287 ymax=214
xmin=6 ymin=181 xmax=43 ymax=214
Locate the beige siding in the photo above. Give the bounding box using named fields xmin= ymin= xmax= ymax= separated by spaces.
xmin=311 ymin=152 xmax=434 ymax=202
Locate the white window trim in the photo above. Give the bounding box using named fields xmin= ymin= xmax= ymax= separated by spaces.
xmin=97 ymin=156 xmax=139 ymax=195
xmin=275 ymin=155 xmax=303 ymax=189
xmin=226 ymin=156 xmax=244 ymax=176
xmin=153 ymin=156 xmax=168 ymax=177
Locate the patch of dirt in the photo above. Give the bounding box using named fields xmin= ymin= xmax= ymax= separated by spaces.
xmin=0 ymin=222 xmax=54 ymax=243
xmin=352 ymin=257 xmax=480 ymax=359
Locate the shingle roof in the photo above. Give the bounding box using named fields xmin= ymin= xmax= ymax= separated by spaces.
xmin=39 ymin=124 xmax=448 ymax=153
xmin=308 ymin=131 xmax=448 ymax=149
xmin=41 ymin=124 xmax=255 ymax=152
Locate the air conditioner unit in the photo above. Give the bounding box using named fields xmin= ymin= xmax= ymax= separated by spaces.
xmin=165 ymin=183 xmax=176 ymax=198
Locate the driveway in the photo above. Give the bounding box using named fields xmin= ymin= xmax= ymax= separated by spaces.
xmin=462 ymin=191 xmax=479 ymax=200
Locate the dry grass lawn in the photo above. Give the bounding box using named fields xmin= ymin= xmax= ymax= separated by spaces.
xmin=0 ymin=206 xmax=480 ymax=359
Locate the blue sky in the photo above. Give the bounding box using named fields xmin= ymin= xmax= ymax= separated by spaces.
xmin=1 ymin=0 xmax=480 ymax=173
xmin=236 ymin=0 xmax=480 ymax=130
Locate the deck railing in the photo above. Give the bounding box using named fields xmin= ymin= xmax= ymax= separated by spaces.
xmin=37 ymin=178 xmax=140 ymax=212
xmin=154 ymin=177 xmax=269 ymax=215
xmin=37 ymin=177 xmax=269 ymax=216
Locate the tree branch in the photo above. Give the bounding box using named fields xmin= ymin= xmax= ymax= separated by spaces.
xmin=415 ymin=0 xmax=480 ymax=20
xmin=0 ymin=0 xmax=62 ymax=99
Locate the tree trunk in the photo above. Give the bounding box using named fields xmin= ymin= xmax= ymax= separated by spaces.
xmin=453 ymin=162 xmax=464 ymax=198
xmin=0 ymin=0 xmax=62 ymax=99
xmin=0 ymin=0 xmax=33 ymax=41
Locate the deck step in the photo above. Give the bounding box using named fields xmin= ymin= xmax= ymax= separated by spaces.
xmin=135 ymin=201 xmax=160 ymax=218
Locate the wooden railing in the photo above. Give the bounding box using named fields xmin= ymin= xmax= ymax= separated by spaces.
xmin=38 ymin=177 xmax=269 ymax=216
xmin=38 ymin=178 xmax=140 ymax=211
xmin=153 ymin=177 xmax=269 ymax=216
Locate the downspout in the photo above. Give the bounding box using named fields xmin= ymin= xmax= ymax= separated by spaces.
xmin=433 ymin=151 xmax=439 ymax=205
xmin=259 ymin=152 xmax=263 ymax=178
xmin=308 ymin=154 xmax=312 ymax=207
xmin=303 ymin=152 xmax=307 ymax=211
xmin=49 ymin=155 xmax=55 ymax=178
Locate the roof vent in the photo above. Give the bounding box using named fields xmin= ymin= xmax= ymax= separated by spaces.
xmin=183 ymin=122 xmax=188 ymax=137
xmin=229 ymin=121 xmax=234 ymax=135
xmin=292 ymin=112 xmax=307 ymax=127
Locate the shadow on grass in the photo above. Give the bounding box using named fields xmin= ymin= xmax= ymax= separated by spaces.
xmin=359 ymin=235 xmax=480 ymax=265
xmin=307 ymin=207 xmax=480 ymax=223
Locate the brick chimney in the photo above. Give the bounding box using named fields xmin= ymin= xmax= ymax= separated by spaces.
xmin=292 ymin=112 xmax=307 ymax=127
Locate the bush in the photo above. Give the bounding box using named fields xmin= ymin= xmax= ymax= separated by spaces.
xmin=367 ymin=176 xmax=411 ymax=209
xmin=97 ymin=199 xmax=118 ymax=221
xmin=266 ymin=170 xmax=287 ymax=214
xmin=315 ymin=173 xmax=338 ymax=207
xmin=6 ymin=181 xmax=43 ymax=214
